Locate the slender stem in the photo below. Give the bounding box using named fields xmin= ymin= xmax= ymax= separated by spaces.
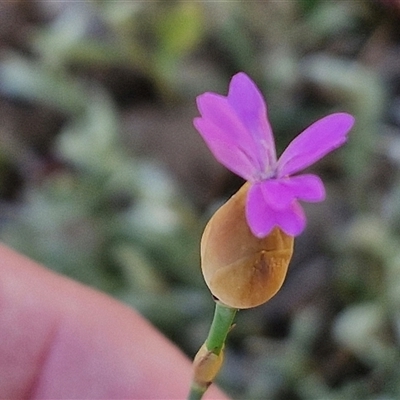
xmin=188 ymin=302 xmax=238 ymax=400
xmin=188 ymin=383 xmax=207 ymax=400
xmin=206 ymin=302 xmax=237 ymax=355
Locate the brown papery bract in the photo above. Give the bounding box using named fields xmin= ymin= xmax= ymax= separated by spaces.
xmin=193 ymin=344 xmax=224 ymax=388
xmin=201 ymin=183 xmax=294 ymax=309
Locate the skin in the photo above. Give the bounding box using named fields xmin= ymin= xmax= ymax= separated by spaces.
xmin=0 ymin=244 xmax=228 ymax=399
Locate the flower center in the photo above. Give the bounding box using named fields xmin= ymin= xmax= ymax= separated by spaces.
xmin=253 ymin=168 xmax=276 ymax=182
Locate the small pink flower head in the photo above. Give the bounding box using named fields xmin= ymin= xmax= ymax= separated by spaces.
xmin=194 ymin=72 xmax=355 ymax=237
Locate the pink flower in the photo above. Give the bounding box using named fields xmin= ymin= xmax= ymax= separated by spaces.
xmin=193 ymin=72 xmax=355 ymax=237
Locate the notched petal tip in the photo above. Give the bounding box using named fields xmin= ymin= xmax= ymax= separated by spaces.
xmin=277 ymin=112 xmax=356 ymax=177
xmin=246 ymin=182 xmax=309 ymax=238
xmin=195 ymin=92 xmax=225 ymax=117
xmin=288 ymin=174 xmax=326 ymax=203
xmin=193 ymin=72 xmax=277 ymax=179
xmin=228 ymin=72 xmax=260 ymax=96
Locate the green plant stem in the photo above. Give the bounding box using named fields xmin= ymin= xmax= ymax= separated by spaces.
xmin=188 ymin=383 xmax=207 ymax=400
xmin=206 ymin=302 xmax=237 ymax=355
xmin=188 ymin=302 xmax=237 ymax=400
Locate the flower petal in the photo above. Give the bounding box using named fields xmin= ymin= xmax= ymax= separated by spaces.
xmin=246 ymin=183 xmax=276 ymax=237
xmin=195 ymin=92 xmax=264 ymax=179
xmin=258 ymin=174 xmax=325 ymax=210
xmin=259 ymin=179 xmax=295 ymax=210
xmin=273 ymin=201 xmax=306 ymax=236
xmin=227 ymin=73 xmax=277 ymax=168
xmin=286 ymin=174 xmax=326 ymax=202
xmin=194 ymin=117 xmax=256 ymax=180
xmin=277 ymin=113 xmax=355 ymax=177
xmin=246 ymin=183 xmax=307 ymax=237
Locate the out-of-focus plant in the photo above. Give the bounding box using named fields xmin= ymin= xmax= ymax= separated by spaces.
xmin=32 ymin=2 xmax=205 ymax=99
xmin=0 ymin=77 xmax=208 ymax=338
xmin=0 ymin=1 xmax=399 ymax=399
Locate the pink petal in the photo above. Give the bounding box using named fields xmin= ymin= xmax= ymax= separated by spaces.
xmin=195 ymin=92 xmax=252 ymax=146
xmin=277 ymin=113 xmax=355 ymax=177
xmin=259 ymin=179 xmax=296 ymax=210
xmin=288 ymin=174 xmax=326 ymax=202
xmin=227 ymin=73 xmax=277 ymax=168
xmin=246 ymin=183 xmax=307 ymax=237
xmin=258 ymin=174 xmax=325 ymax=210
xmin=194 ymin=117 xmax=256 ymax=180
xmin=195 ymin=92 xmax=262 ymax=178
xmin=246 ymin=183 xmax=276 ymax=237
xmin=273 ymin=201 xmax=306 ymax=236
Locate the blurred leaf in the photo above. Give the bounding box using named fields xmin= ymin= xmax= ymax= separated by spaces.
xmin=303 ymin=1 xmax=358 ymax=39
xmin=156 ymin=3 xmax=204 ymax=57
xmin=152 ymin=2 xmax=205 ymax=88
xmin=300 ymin=54 xmax=385 ymax=191
xmin=112 ymin=243 xmax=167 ymax=293
xmin=333 ymin=302 xmax=395 ymax=366
xmin=0 ymin=54 xmax=86 ymax=114
xmin=56 ymin=85 xmax=121 ymax=174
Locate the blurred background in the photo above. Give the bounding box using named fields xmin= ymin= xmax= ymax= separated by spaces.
xmin=1 ymin=1 xmax=400 ymax=399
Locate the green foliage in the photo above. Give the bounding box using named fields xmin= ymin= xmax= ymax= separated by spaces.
xmin=0 ymin=1 xmax=399 ymax=399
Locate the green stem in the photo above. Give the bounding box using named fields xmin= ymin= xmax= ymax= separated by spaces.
xmin=188 ymin=383 xmax=207 ymax=400
xmin=206 ymin=302 xmax=237 ymax=355
xmin=188 ymin=302 xmax=237 ymax=400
